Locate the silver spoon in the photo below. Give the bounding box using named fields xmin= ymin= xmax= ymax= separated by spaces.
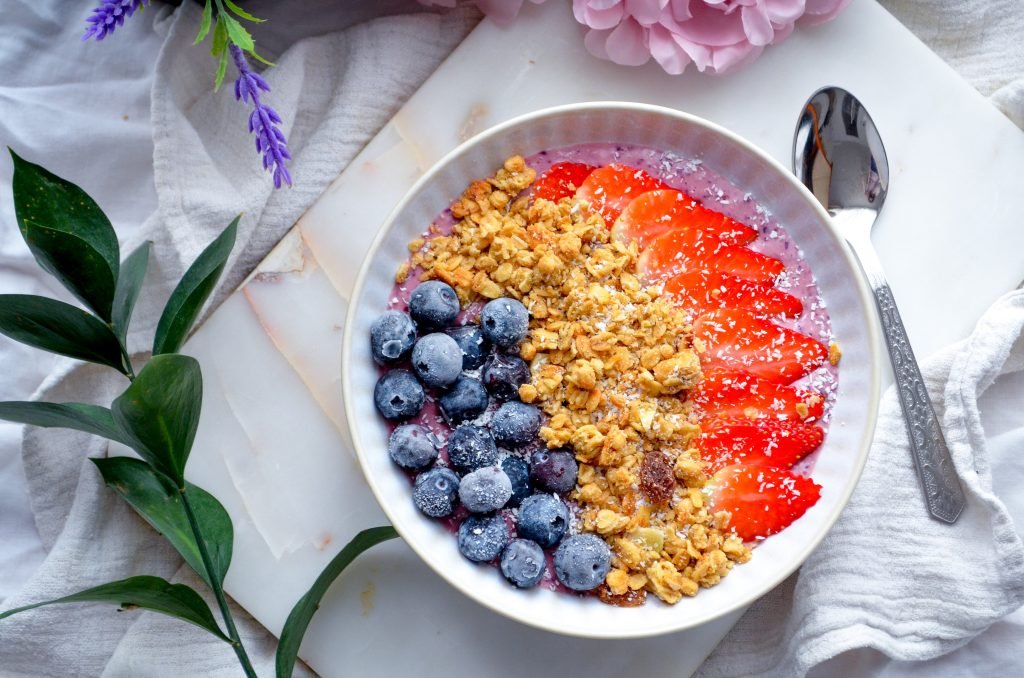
xmin=793 ymin=86 xmax=965 ymax=523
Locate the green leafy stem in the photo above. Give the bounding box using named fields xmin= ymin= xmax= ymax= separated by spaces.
xmin=0 ymin=151 xmax=396 ymax=676
xmin=195 ymin=0 xmax=272 ymax=91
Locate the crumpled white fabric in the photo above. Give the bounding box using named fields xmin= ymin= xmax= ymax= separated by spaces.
xmin=699 ymin=289 xmax=1024 ymax=677
xmin=0 ymin=1 xmax=478 ymax=675
xmin=1 ymin=0 xmax=1023 ymax=676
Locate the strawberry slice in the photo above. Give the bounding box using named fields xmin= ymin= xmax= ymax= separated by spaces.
xmin=693 ymin=308 xmax=828 ymax=383
xmin=709 ymin=464 xmax=822 ymax=541
xmin=690 ymin=369 xmax=825 ymax=422
xmin=532 ymin=162 xmax=596 ymax=203
xmin=697 ymin=418 xmax=824 ymax=473
xmin=662 ymin=270 xmax=803 ymax=318
xmin=575 ymin=164 xmax=668 ymax=224
xmin=611 ymin=189 xmax=757 ymax=249
xmin=637 ymin=228 xmax=784 ymax=283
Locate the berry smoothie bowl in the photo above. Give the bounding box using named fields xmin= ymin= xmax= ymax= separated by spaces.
xmin=342 ymin=103 xmax=882 ymax=639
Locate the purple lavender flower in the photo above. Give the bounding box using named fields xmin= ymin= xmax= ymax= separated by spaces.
xmin=230 ymin=45 xmax=292 ymax=188
xmin=83 ymin=0 xmax=148 ymax=41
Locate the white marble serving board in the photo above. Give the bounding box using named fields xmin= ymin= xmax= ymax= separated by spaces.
xmin=178 ymin=1 xmax=1024 ymax=676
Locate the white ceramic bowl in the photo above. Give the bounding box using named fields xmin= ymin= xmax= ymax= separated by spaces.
xmin=342 ymin=102 xmax=881 ymax=639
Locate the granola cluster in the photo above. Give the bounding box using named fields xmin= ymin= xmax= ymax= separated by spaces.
xmin=407 ymin=156 xmax=751 ymax=605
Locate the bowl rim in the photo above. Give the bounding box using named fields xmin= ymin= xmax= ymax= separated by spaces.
xmin=342 ymin=101 xmax=882 ymax=638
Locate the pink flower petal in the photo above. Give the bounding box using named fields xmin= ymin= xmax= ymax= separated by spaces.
xmin=588 ymin=0 xmax=623 ymax=9
xmin=668 ymin=0 xmax=691 ymax=22
xmin=583 ymin=27 xmax=613 ymax=60
xmin=741 ymin=3 xmax=774 ymax=46
xmin=763 ymin=0 xmax=805 ymax=24
xmin=648 ymin=23 xmax=692 ymax=74
xmin=671 ymin=32 xmax=713 ymax=72
xmin=604 ymin=17 xmax=652 ymax=66
xmin=710 ymin=40 xmax=762 ymax=73
xmin=771 ymin=19 xmax=795 ymax=43
xmin=625 ymin=0 xmax=669 ymax=26
xmin=675 ymin=0 xmax=748 ymax=46
xmin=576 ymin=2 xmax=627 ymax=30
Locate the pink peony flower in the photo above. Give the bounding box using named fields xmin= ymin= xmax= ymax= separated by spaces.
xmin=575 ymin=0 xmax=851 ymax=74
xmin=420 ymin=0 xmax=850 ymax=74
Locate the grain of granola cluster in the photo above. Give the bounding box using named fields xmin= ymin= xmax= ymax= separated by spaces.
xmin=407 ymin=156 xmax=751 ymax=605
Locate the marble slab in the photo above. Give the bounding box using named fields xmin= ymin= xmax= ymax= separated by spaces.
xmin=180 ymin=1 xmax=1024 ymax=675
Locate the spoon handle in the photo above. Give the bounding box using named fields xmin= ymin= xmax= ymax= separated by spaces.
xmin=852 ymin=238 xmax=966 ymax=523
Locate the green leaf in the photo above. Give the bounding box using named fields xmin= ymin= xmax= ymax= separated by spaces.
xmin=0 ymin=575 xmax=230 ymax=641
xmin=221 ymin=14 xmax=255 ymax=53
xmin=92 ymin=458 xmax=233 ymax=588
xmin=223 ymin=0 xmax=265 ymax=23
xmin=111 ymin=241 xmax=151 ymax=343
xmin=0 ymin=295 xmax=128 ymax=374
xmin=153 ymin=217 xmax=237 ymax=356
xmin=247 ymin=49 xmax=275 ymax=68
xmin=10 ymin=150 xmax=120 ymax=321
xmin=0 ymin=401 xmax=138 ymax=449
xmin=211 ymin=16 xmax=228 ymax=57
xmin=276 ymin=527 xmax=399 ymax=678
xmin=214 ymin=49 xmax=230 ymax=91
xmin=112 ymin=354 xmax=202 ymax=486
xmin=194 ymin=0 xmax=213 ymax=44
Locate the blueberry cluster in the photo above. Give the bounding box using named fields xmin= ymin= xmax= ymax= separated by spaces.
xmin=371 ymin=281 xmax=610 ymax=593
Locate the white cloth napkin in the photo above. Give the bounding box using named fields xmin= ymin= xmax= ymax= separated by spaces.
xmin=0 ymin=2 xmax=478 ymax=676
xmin=700 ymin=289 xmax=1024 ymax=676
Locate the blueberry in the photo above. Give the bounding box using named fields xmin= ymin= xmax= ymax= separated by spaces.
xmin=446 ymin=325 xmax=490 ymax=370
xmin=388 ymin=424 xmax=437 ymax=470
xmin=490 ymin=401 xmax=542 ymax=448
xmin=447 ymin=425 xmax=498 ymax=473
xmin=500 ymin=539 xmax=546 ymax=589
xmin=553 ymin=534 xmax=612 ymax=591
xmin=369 ymin=310 xmax=416 ymax=365
xmin=439 ymin=375 xmax=488 ymax=425
xmin=373 ymin=370 xmax=425 ymax=421
xmin=411 ymin=333 xmax=463 ymax=388
xmin=458 ymin=466 xmax=513 ymax=513
xmin=412 ymin=467 xmax=460 ymax=518
xmin=482 ymin=353 xmax=530 ymax=402
xmin=457 ymin=514 xmax=510 ymax=563
xmin=530 ymin=448 xmax=578 ymax=495
xmin=516 ymin=494 xmax=570 ymax=548
xmin=409 ymin=280 xmax=460 ymax=331
xmin=500 ymin=455 xmax=531 ymax=508
xmin=480 ymin=297 xmax=529 ymax=349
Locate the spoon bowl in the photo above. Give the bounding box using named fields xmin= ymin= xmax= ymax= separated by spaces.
xmin=794 ymin=87 xmax=889 ymax=217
